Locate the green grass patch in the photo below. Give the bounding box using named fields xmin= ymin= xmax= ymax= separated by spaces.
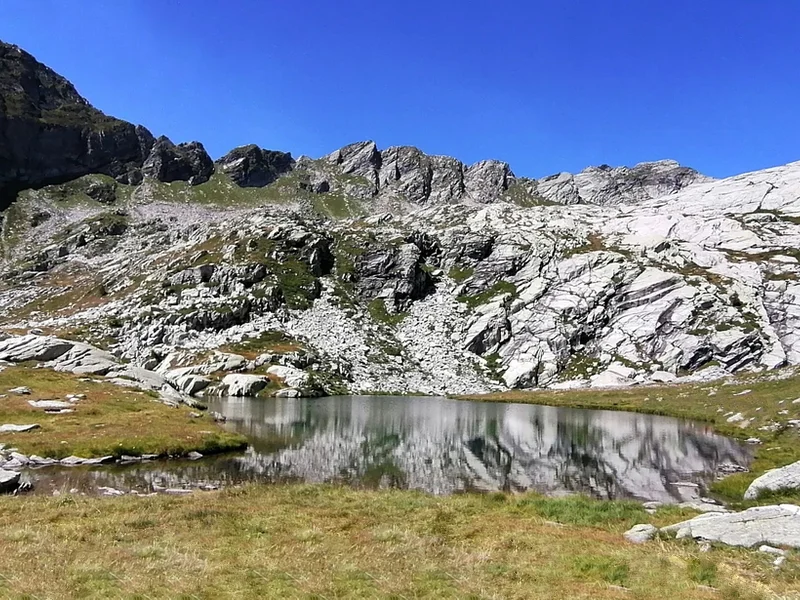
xmin=0 ymin=366 xmax=246 ymax=459
xmin=458 ymin=280 xmax=518 ymax=309
xmin=0 ymin=485 xmax=791 ymax=599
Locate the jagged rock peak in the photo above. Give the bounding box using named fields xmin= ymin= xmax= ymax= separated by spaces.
xmin=312 ymin=141 xmax=706 ymax=207
xmin=215 ymin=145 xmax=294 ymax=187
xmin=141 ymin=136 xmax=214 ymax=186
xmin=0 ymin=40 xmax=156 ymax=201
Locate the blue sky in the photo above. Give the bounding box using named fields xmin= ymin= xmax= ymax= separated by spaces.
xmin=3 ymin=1 xmax=799 ymax=178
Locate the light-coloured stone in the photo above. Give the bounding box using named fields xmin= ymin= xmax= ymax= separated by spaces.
xmin=745 ymin=460 xmax=800 ymax=500
xmin=624 ymin=523 xmax=658 ymax=544
xmin=0 ymin=469 xmax=20 ymax=492
xmin=221 ymin=374 xmax=268 ymax=397
xmin=0 ymin=424 xmax=39 ymax=433
xmin=28 ymin=400 xmax=72 ymax=410
xmin=662 ymin=504 xmax=800 ymax=548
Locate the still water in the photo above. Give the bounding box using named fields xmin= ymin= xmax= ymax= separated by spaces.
xmin=24 ymin=395 xmax=751 ymax=502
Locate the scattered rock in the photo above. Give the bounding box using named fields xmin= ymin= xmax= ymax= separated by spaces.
xmin=662 ymin=504 xmax=800 ymax=548
xmin=8 ymin=387 xmax=31 ymax=395
xmin=623 ymin=523 xmax=658 ymax=544
xmin=0 ymin=469 xmax=21 ymax=493
xmin=186 ymin=451 xmax=203 ymax=460
xmin=0 ymin=424 xmax=39 ymax=433
xmin=164 ymin=488 xmax=193 ymax=495
xmin=28 ymin=400 xmax=72 ymax=410
xmin=758 ymin=545 xmax=786 ymax=556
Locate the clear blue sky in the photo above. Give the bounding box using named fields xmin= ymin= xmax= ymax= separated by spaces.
xmin=3 ymin=1 xmax=799 ymax=178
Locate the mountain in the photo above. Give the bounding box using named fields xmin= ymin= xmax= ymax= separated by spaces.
xmin=1 ymin=40 xmax=798 ymax=398
xmin=0 ymin=41 xmax=213 ymax=208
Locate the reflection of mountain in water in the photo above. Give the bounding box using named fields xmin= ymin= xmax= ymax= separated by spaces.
xmin=25 ymin=396 xmax=751 ymax=502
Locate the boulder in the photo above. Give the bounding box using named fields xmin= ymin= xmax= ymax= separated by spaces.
xmin=0 ymin=335 xmax=73 ymax=362
xmin=661 ymin=504 xmax=800 ymax=548
xmin=266 ymin=365 xmax=308 ymax=388
xmin=174 ymin=374 xmax=211 ymax=396
xmin=221 ymin=374 xmax=268 ymax=397
xmin=50 ymin=343 xmax=118 ymax=375
xmin=0 ymin=469 xmax=21 ymax=493
xmin=623 ymin=524 xmax=658 ymax=544
xmin=744 ymin=460 xmax=800 ymax=500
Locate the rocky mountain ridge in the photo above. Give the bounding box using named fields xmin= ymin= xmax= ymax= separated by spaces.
xmin=1 ymin=39 xmax=798 ymax=400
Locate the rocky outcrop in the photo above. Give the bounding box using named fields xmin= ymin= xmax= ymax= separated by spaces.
xmin=535 ymin=160 xmax=712 ymax=206
xmin=744 ymin=460 xmax=800 ymax=500
xmin=3 ymin=41 xmax=800 ymax=397
xmin=141 ymin=137 xmax=214 ymax=185
xmin=661 ymin=505 xmax=800 ymax=548
xmin=220 ymin=374 xmax=268 ymax=396
xmin=0 ymin=41 xmax=154 ymax=205
xmin=215 ymin=145 xmax=294 ymax=187
xmin=354 ymin=241 xmax=433 ymax=311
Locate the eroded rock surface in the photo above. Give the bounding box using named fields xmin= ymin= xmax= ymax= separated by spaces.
xmin=2 ymin=42 xmax=800 ymax=396
xmin=662 ymin=505 xmax=800 ymax=548
xmin=745 ymin=460 xmax=800 ymax=500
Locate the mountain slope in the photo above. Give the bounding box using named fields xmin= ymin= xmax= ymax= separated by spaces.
xmin=0 ymin=41 xmax=797 ymax=397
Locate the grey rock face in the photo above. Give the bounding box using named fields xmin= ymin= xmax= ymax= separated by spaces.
xmin=355 ymin=241 xmax=433 ymax=311
xmin=215 ymin=144 xmax=294 ymax=187
xmin=535 ymin=160 xmax=711 ymax=206
xmin=324 ymin=141 xmax=381 ymax=190
xmin=378 ymin=146 xmax=432 ymax=201
xmin=0 ymin=335 xmax=73 ymax=362
xmin=744 ymin=460 xmax=800 ymax=500
xmin=141 ymin=137 xmax=214 ymax=185
xmin=662 ymin=504 xmax=800 ymax=548
xmin=464 ymin=160 xmax=514 ymax=203
xmin=0 ymin=41 xmax=154 ymax=205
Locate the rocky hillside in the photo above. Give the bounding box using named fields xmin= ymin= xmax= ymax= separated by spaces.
xmin=1 ymin=40 xmax=798 ymax=399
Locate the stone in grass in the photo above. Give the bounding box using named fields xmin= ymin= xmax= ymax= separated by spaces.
xmin=662 ymin=505 xmax=800 ymax=548
xmin=623 ymin=523 xmax=658 ymax=544
xmin=759 ymin=545 xmax=786 ymax=556
xmin=0 ymin=424 xmax=39 ymax=433
xmin=8 ymin=387 xmax=31 ymax=395
xmin=28 ymin=400 xmax=72 ymax=410
xmin=745 ymin=460 xmax=800 ymax=500
xmin=0 ymin=469 xmax=20 ymax=492
xmin=186 ymin=451 xmax=203 ymax=460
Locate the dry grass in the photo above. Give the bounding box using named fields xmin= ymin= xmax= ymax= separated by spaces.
xmin=0 ymin=485 xmax=793 ymax=599
xmin=0 ymin=366 xmax=246 ymax=458
xmin=459 ymin=369 xmax=800 ymax=505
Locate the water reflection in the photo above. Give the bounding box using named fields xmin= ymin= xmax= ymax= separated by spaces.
xmin=24 ymin=396 xmax=751 ymax=502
